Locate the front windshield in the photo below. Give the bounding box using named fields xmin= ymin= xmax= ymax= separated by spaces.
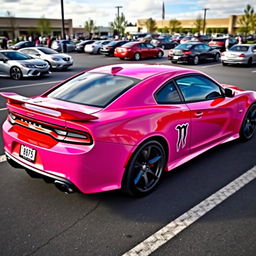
xmin=2 ymin=51 xmax=32 ymax=60
xmin=38 ymin=47 xmax=58 ymax=55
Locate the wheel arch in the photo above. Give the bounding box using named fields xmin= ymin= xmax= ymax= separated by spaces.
xmin=123 ymin=135 xmax=169 ymax=170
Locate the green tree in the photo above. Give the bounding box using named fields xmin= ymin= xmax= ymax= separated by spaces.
xmin=169 ymin=19 xmax=181 ymax=34
xmin=37 ymin=16 xmax=51 ymax=36
xmin=194 ymin=15 xmax=203 ymax=34
xmin=238 ymin=4 xmax=256 ymax=35
xmin=145 ymin=18 xmax=157 ymax=33
xmin=84 ymin=19 xmax=96 ymax=34
xmin=111 ymin=13 xmax=128 ymax=36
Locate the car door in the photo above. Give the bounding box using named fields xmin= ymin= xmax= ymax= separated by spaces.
xmin=0 ymin=52 xmax=9 ymax=76
xmin=174 ymin=74 xmax=238 ymax=153
xmin=154 ymin=80 xmax=191 ymax=165
xmin=145 ymin=43 xmax=156 ymax=58
xmin=138 ymin=43 xmax=149 ymax=58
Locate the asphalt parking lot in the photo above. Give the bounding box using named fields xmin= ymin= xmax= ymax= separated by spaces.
xmin=0 ymin=52 xmax=255 ymax=256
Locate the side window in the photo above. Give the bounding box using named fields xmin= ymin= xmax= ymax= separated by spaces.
xmin=28 ymin=49 xmax=38 ymax=55
xmin=146 ymin=43 xmax=154 ymax=49
xmin=203 ymin=44 xmax=211 ymax=51
xmin=175 ymin=75 xmax=223 ymax=102
xmin=155 ymin=81 xmax=182 ymax=104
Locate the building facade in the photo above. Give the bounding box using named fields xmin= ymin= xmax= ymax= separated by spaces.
xmin=137 ymin=15 xmax=243 ymax=35
xmin=0 ymin=17 xmax=73 ymax=40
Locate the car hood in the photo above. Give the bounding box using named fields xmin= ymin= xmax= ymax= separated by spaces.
xmin=10 ymin=59 xmax=47 ymax=65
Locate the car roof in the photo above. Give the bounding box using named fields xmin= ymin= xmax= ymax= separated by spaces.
xmin=89 ymin=64 xmax=197 ymax=80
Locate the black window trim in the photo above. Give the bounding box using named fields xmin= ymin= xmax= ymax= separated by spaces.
xmin=173 ymin=73 xmax=225 ymax=104
xmin=154 ymin=79 xmax=184 ymax=105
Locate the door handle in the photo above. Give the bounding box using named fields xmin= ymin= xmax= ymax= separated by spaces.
xmin=195 ymin=111 xmax=203 ymax=118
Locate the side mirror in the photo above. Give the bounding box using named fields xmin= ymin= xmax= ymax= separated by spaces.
xmin=224 ymin=88 xmax=234 ymax=98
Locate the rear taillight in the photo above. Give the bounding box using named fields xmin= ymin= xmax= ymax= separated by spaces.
xmin=9 ymin=112 xmax=93 ymax=145
xmin=183 ymin=50 xmax=192 ymax=54
xmin=239 ymin=54 xmax=245 ymax=57
xmin=217 ymin=42 xmax=224 ymax=46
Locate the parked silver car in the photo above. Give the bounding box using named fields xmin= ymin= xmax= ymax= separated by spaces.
xmin=19 ymin=47 xmax=73 ymax=70
xmin=0 ymin=50 xmax=50 ymax=80
xmin=84 ymin=40 xmax=111 ymax=54
xmin=221 ymin=44 xmax=256 ymax=66
xmin=51 ymin=40 xmax=76 ymax=52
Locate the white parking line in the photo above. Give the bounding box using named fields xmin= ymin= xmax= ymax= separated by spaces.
xmin=0 ymin=154 xmax=6 ymax=163
xmin=0 ymin=80 xmax=61 ymax=91
xmin=123 ymin=166 xmax=256 ymax=256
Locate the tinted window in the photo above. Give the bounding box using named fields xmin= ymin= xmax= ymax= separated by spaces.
xmin=229 ymin=45 xmax=249 ymax=52
xmin=2 ymin=51 xmax=32 ymax=60
xmin=48 ymin=72 xmax=139 ymax=107
xmin=175 ymin=75 xmax=223 ymax=102
xmin=155 ymin=81 xmax=181 ymax=104
xmin=176 ymin=44 xmax=193 ymax=50
xmin=39 ymin=48 xmax=58 ymax=54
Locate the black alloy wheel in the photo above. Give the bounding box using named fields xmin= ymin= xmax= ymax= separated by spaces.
xmin=123 ymin=140 xmax=166 ymax=197
xmin=10 ymin=66 xmax=23 ymax=80
xmin=240 ymin=104 xmax=256 ymax=141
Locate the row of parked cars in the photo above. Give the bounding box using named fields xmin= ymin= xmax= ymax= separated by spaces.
xmin=0 ymin=47 xmax=73 ymax=80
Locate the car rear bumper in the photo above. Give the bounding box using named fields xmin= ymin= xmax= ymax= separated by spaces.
xmin=221 ymin=57 xmax=249 ymax=64
xmin=3 ymin=120 xmax=132 ymax=194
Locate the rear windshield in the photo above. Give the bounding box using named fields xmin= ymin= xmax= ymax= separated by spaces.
xmin=176 ymin=44 xmax=193 ymax=50
xmin=229 ymin=45 xmax=249 ymax=52
xmin=48 ymin=72 xmax=139 ymax=107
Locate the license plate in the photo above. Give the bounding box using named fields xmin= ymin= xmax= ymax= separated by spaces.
xmin=20 ymin=145 xmax=36 ymax=162
xmin=173 ymin=56 xmax=179 ymax=60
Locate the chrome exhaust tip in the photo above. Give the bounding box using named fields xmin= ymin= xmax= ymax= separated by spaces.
xmin=54 ymin=180 xmax=74 ymax=194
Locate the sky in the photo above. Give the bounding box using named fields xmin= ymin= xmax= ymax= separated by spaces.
xmin=0 ymin=0 xmax=256 ymax=27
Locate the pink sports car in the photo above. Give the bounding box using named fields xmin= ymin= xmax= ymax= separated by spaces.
xmin=1 ymin=64 xmax=256 ymax=196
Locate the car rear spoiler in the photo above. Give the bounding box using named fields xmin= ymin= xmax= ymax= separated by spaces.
xmin=0 ymin=92 xmax=98 ymax=121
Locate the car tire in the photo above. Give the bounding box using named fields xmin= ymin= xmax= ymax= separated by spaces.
xmin=247 ymin=58 xmax=252 ymax=67
xmin=45 ymin=60 xmax=52 ymax=70
xmin=193 ymin=55 xmax=199 ymax=65
xmin=10 ymin=66 xmax=23 ymax=80
xmin=134 ymin=52 xmax=141 ymax=61
xmin=239 ymin=104 xmax=256 ymax=141
xmin=171 ymin=60 xmax=177 ymax=64
xmin=215 ymin=53 xmax=220 ymax=62
xmin=122 ymin=140 xmax=166 ymax=197
xmin=222 ymin=62 xmax=228 ymax=66
xmin=157 ymin=51 xmax=163 ymax=59
xmin=119 ymin=57 xmax=125 ymax=60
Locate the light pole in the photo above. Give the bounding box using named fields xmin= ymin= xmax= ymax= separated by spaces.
xmin=202 ymin=8 xmax=209 ymax=35
xmin=115 ymin=6 xmax=123 ymax=36
xmin=61 ymin=0 xmax=65 ymax=39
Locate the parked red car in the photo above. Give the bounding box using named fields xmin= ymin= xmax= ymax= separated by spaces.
xmin=114 ymin=42 xmax=164 ymax=60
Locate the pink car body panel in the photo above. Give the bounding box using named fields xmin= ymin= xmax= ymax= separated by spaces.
xmin=2 ymin=64 xmax=256 ymax=194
